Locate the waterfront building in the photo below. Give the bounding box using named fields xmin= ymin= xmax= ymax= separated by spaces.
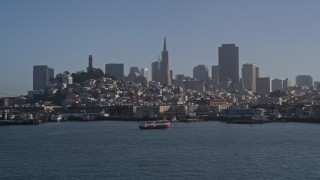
xmin=0 ymin=98 xmax=9 ymax=107
xmin=135 ymin=106 xmax=159 ymax=118
xmin=256 ymin=77 xmax=271 ymax=94
xmin=296 ymin=75 xmax=313 ymax=88
xmin=28 ymin=90 xmax=44 ymax=99
xmin=242 ymin=63 xmax=256 ymax=92
xmin=105 ymin=63 xmax=124 ymax=81
xmin=33 ymin=65 xmax=54 ymax=90
xmin=218 ymin=44 xmax=239 ymax=90
xmin=272 ymin=79 xmax=283 ymax=91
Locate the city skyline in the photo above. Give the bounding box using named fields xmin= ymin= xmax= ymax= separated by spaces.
xmin=2 ymin=1 xmax=320 ymax=96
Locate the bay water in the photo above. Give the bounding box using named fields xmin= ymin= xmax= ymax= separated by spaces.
xmin=1 ymin=121 xmax=320 ymax=179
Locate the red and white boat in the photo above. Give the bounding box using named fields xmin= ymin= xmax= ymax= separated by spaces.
xmin=139 ymin=120 xmax=170 ymax=130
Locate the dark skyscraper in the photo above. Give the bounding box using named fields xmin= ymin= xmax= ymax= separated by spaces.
xmin=296 ymin=75 xmax=313 ymax=88
xmin=151 ymin=58 xmax=161 ymax=83
xmin=193 ymin=65 xmax=209 ymax=81
xmin=218 ymin=44 xmax=239 ymax=89
xmin=105 ymin=63 xmax=124 ymax=81
xmin=256 ymin=77 xmax=271 ymax=94
xmin=160 ymin=37 xmax=172 ymax=85
xmin=212 ymin=65 xmax=219 ymax=91
xmin=255 ymin=67 xmax=260 ymax=78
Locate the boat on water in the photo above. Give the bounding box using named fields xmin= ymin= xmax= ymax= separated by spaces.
xmin=170 ymin=116 xmax=178 ymax=123
xmin=49 ymin=114 xmax=63 ymax=122
xmin=139 ymin=120 xmax=170 ymax=129
xmin=81 ymin=114 xmax=94 ymax=121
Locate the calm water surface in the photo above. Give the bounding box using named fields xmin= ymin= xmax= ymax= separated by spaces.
xmin=1 ymin=121 xmax=320 ymax=180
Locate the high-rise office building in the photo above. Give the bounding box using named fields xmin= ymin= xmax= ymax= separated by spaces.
xmin=218 ymin=44 xmax=239 ymax=89
xmin=127 ymin=66 xmax=148 ymax=84
xmin=151 ymin=59 xmax=160 ymax=82
xmin=242 ymin=63 xmax=256 ymax=92
xmin=130 ymin=67 xmax=140 ymax=75
xmin=272 ymin=79 xmax=283 ymax=91
xmin=33 ymin=65 xmax=54 ymax=90
xmin=256 ymin=77 xmax=271 ymax=94
xmin=175 ymin=74 xmax=185 ymax=81
xmin=212 ymin=65 xmax=219 ymax=91
xmin=314 ymin=81 xmax=320 ymax=89
xmin=105 ymin=63 xmax=124 ymax=81
xmin=160 ymin=37 xmax=171 ymax=85
xmin=296 ymin=75 xmax=313 ymax=88
xmin=140 ymin=68 xmax=149 ymax=80
xmin=283 ymin=78 xmax=291 ymax=90
xmin=151 ymin=37 xmax=172 ymax=85
xmin=193 ymin=65 xmax=209 ymax=81
xmin=127 ymin=66 xmax=139 ymax=82
xmin=170 ymin=70 xmax=173 ymax=84
xmin=174 ymin=74 xmax=185 ymax=87
xmin=255 ymin=67 xmax=260 ymax=78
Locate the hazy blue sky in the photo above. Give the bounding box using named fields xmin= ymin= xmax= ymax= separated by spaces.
xmin=1 ymin=0 xmax=320 ymax=96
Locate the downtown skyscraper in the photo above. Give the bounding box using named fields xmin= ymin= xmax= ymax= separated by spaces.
xmin=33 ymin=65 xmax=54 ymax=90
xmin=151 ymin=58 xmax=161 ymax=83
xmin=296 ymin=75 xmax=313 ymax=88
xmin=242 ymin=63 xmax=256 ymax=92
xmin=193 ymin=65 xmax=209 ymax=81
xmin=212 ymin=65 xmax=219 ymax=91
xmin=152 ymin=37 xmax=172 ymax=85
xmin=105 ymin=63 xmax=124 ymax=81
xmin=218 ymin=44 xmax=239 ymax=90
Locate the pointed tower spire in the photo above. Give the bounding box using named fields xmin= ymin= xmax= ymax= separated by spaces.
xmin=163 ymin=36 xmax=167 ymax=51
